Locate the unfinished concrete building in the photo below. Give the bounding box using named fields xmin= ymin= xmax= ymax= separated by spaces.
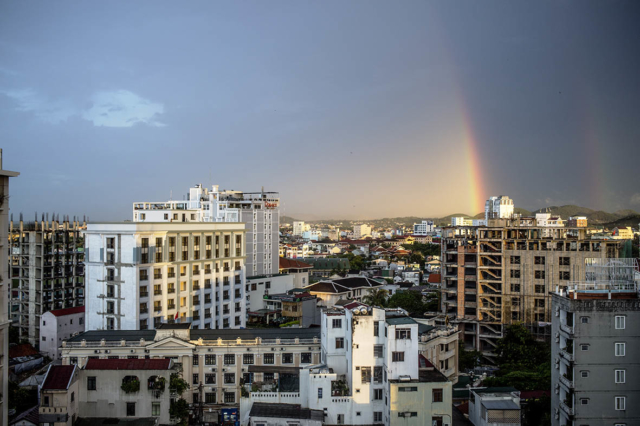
xmin=441 ymin=219 xmax=622 ymax=364
xmin=9 ymin=215 xmax=86 ymax=345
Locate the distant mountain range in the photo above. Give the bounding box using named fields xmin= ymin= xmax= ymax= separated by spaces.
xmin=281 ymin=205 xmax=640 ymax=229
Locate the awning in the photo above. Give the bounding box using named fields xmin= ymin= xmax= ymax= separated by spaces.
xmin=248 ymin=365 xmax=301 ymax=374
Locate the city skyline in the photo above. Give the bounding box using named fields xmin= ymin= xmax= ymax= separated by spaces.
xmin=2 ymin=1 xmax=640 ymax=220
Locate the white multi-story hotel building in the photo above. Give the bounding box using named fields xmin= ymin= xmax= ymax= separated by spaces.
xmin=484 ymin=195 xmax=515 ymax=220
xmin=85 ymin=222 xmax=247 ymax=331
xmin=132 ymin=184 xmax=278 ymax=277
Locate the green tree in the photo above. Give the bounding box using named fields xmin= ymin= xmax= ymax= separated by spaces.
xmin=170 ymin=373 xmax=189 ymax=395
xmin=387 ymin=291 xmax=429 ymax=316
xmin=361 ymin=289 xmax=389 ymax=307
xmin=458 ymin=341 xmax=482 ymax=371
xmin=170 ymin=398 xmax=190 ymax=426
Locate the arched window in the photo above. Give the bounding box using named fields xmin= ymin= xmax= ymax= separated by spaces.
xmin=121 ymin=375 xmax=140 ymax=393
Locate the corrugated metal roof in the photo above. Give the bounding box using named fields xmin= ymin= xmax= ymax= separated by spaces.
xmin=385 ymin=317 xmax=417 ymax=325
xmin=481 ymin=399 xmax=520 ymax=410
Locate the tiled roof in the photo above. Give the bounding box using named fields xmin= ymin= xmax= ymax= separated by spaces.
xmin=9 ymin=406 xmax=39 ymax=426
xmin=42 ymin=365 xmax=76 ymax=390
xmin=48 ymin=306 xmax=85 ymax=317
xmin=85 ymin=358 xmax=171 ymax=370
xmin=9 ymin=343 xmax=38 ymax=359
xmin=279 ymin=258 xmax=312 ymax=269
xmin=66 ymin=330 xmax=157 ymax=342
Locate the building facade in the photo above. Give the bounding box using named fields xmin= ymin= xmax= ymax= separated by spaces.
xmin=353 ymin=224 xmax=372 ymax=239
xmin=60 ymin=325 xmax=321 ymax=418
xmin=551 ymin=259 xmax=639 ymax=426
xmin=413 ymin=220 xmax=434 ymax=236
xmin=9 ymin=218 xmax=85 ymax=345
xmin=40 ymin=306 xmax=85 ymax=361
xmin=84 ymin=222 xmax=247 ymax=331
xmin=0 ymin=153 xmax=19 ymax=426
xmin=132 ymin=184 xmax=279 ymax=276
xmin=485 ymin=195 xmax=515 ymax=220
xmin=441 ymin=221 xmax=621 ymax=362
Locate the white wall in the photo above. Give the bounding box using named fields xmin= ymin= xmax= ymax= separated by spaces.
xmin=40 ymin=311 xmax=85 ymax=360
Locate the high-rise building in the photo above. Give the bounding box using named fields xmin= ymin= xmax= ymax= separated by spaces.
xmin=413 ymin=220 xmax=434 ymax=236
xmin=292 ymin=221 xmax=307 ymax=237
xmin=9 ymin=216 xmax=86 ymax=344
xmin=441 ymin=219 xmax=622 ymax=362
xmin=133 ymin=184 xmax=279 ymax=276
xmin=84 ymin=222 xmax=247 ymax=331
xmin=485 ymin=195 xmax=515 ymax=220
xmin=353 ymin=224 xmax=372 ymax=239
xmin=551 ymin=259 xmax=639 ymax=426
xmin=0 ymin=150 xmax=19 ymax=426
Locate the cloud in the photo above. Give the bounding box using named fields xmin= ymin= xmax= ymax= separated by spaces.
xmin=1 ymin=88 xmax=165 ymax=127
xmin=630 ymin=193 xmax=640 ymax=205
xmin=1 ymin=88 xmax=77 ymax=124
xmin=82 ymin=90 xmax=165 ymax=127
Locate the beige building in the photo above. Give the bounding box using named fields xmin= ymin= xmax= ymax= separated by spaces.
xmin=60 ymin=324 xmax=321 ymax=416
xmin=612 ymin=226 xmax=633 ymax=240
xmin=441 ymin=221 xmax=622 ymax=361
xmin=39 ymin=365 xmax=80 ymax=426
xmin=417 ymin=321 xmax=460 ymax=383
xmin=0 ymin=151 xmax=19 ymax=426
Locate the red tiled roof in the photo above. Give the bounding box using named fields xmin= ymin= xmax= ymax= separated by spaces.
xmin=419 ymin=354 xmax=435 ymax=368
xmin=48 ymin=306 xmax=85 ymax=317
xmin=42 ymin=365 xmax=76 ymax=390
xmin=279 ymin=258 xmax=312 ymax=269
xmin=427 ymin=274 xmax=441 ymax=284
xmin=84 ymin=358 xmax=171 ymax=370
xmin=9 ymin=343 xmax=38 ymax=359
xmin=9 ymin=405 xmax=39 ymax=426
xmin=343 ymin=301 xmax=367 ymax=310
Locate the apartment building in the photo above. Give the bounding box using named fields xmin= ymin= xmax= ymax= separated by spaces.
xmin=9 ymin=217 xmax=85 ymax=344
xmin=551 ymin=259 xmax=639 ymax=426
xmin=293 ymin=221 xmax=308 ymax=237
xmin=0 ymin=152 xmax=19 ymax=426
xmin=353 ymin=224 xmax=372 ymax=239
xmin=40 ymin=306 xmax=85 ymax=360
xmin=441 ymin=220 xmax=621 ymax=361
xmin=485 ymin=195 xmax=514 ymax=220
xmin=240 ymin=304 xmax=452 ymax=426
xmin=84 ymin=222 xmax=247 ymax=331
xmin=416 ymin=320 xmax=460 ymax=384
xmin=60 ymin=325 xmax=321 ymax=417
xmin=567 ymin=216 xmax=588 ymax=228
xmin=133 ymin=184 xmax=279 ymax=276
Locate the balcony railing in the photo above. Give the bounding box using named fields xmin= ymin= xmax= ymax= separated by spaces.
xmin=560 ymin=323 xmax=574 ymax=336
xmin=559 ymin=349 xmax=574 ymax=362
xmin=559 ymin=400 xmax=574 ymax=416
xmin=140 ymin=292 xmax=149 ymax=298
xmin=559 ymin=374 xmax=574 ymax=389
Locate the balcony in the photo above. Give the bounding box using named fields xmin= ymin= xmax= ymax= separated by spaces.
xmin=559 ymin=374 xmax=574 ymax=389
xmin=559 ymin=400 xmax=574 ymax=417
xmin=168 ymin=288 xmax=176 ymax=294
xmin=154 ymin=290 xmax=162 ymax=296
xmin=167 ymin=304 xmax=176 ymax=310
xmin=140 ymin=292 xmax=149 ymax=298
xmin=140 ymin=308 xmax=149 ymax=314
xmin=559 ymin=349 xmax=574 ymax=363
xmin=560 ymin=323 xmax=574 ymax=336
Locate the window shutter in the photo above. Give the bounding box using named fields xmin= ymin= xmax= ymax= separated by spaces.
xmin=99 ymin=248 xmax=104 ymax=262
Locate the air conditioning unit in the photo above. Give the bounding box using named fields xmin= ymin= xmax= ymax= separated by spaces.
xmin=105 ymin=350 xmax=110 ymax=354
xmin=130 ymin=349 xmax=136 ymax=353
xmin=144 ymin=349 xmax=150 ymax=353
xmin=241 ymin=368 xmax=246 ymax=372
xmin=281 ymin=348 xmax=285 ymax=351
xmin=210 ymin=368 xmax=215 ymax=372
xmin=271 ymin=348 xmax=276 ymax=351
xmin=94 ymin=350 xmax=101 ymax=354
xmin=555 ymin=308 xmax=560 ymax=317
xmin=208 ymin=348 xmax=213 ymax=352
xmin=222 ymin=368 xmax=226 ymax=372
xmin=246 ymin=348 xmax=251 ymax=351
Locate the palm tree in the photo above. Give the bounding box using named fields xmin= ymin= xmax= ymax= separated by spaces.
xmin=362 ymin=288 xmax=389 ymax=308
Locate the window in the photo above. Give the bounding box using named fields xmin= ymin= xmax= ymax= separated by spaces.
xmin=510 ymin=269 xmax=521 ymax=278
xmin=205 ymin=374 xmax=215 ymax=384
xmin=581 ymin=316 xmax=589 ymax=324
xmin=43 ymin=396 xmax=50 ymax=406
xmin=374 ymin=412 xmax=382 ymax=422
xmin=535 ymin=299 xmax=545 ymax=308
xmin=42 ymin=336 xmax=46 ymax=342
xmin=559 ymin=257 xmax=570 ymax=266
xmin=398 ymin=387 xmax=418 ymax=392
xmin=193 ymin=356 xmax=199 ymax=366
xmin=535 ymin=270 xmax=545 ymax=279
xmin=282 ymin=353 xmax=293 ymax=364
xmin=581 ymin=344 xmax=589 ymax=351
xmin=510 ymin=256 xmax=521 ymax=264
xmin=332 ymin=318 xmax=342 ymax=328
xmin=581 ymin=371 xmax=589 ymax=378
xmin=374 ymin=389 xmax=383 ymax=400
xmin=152 ymin=402 xmax=161 ymax=417
xmin=335 ymin=338 xmax=344 ymax=349
xmin=224 ymin=392 xmax=235 ymax=403
xmin=559 ymin=271 xmax=570 ymax=280
xmin=615 ymin=370 xmax=626 ymax=384
xmin=224 ymin=354 xmax=235 ymax=365
xmin=361 ymin=367 xmax=371 ymax=383
xmin=395 ymin=329 xmax=411 ymax=339
xmin=433 ymin=388 xmax=443 ymax=402
xmin=70 ymin=357 xmax=78 ymax=365
xmin=126 ymin=402 xmax=136 ymax=416
xmin=580 ymin=398 xmax=589 ymax=405
xmin=534 ymin=256 xmax=545 ymax=265
xmin=263 ymin=353 xmax=274 ymax=364
xmin=510 ymin=283 xmax=520 ymax=293
xmin=615 ymin=396 xmax=626 ymax=410
xmin=88 ymin=376 xmax=96 ymax=390
xmin=301 ymin=353 xmax=312 ymax=364
xmin=243 ymin=354 xmax=254 ymax=365
xmin=205 ymin=354 xmax=216 ymax=365
xmin=224 ymin=373 xmax=235 ymax=384
xmin=392 ymin=352 xmax=404 ymax=362
xmin=534 ymin=284 xmax=545 ymax=294
xmin=374 ymin=321 xmax=380 ymax=336
xmin=193 ymin=373 xmax=199 ymax=385
xmin=615 ymin=316 xmax=626 ymax=330
xmin=374 ymin=345 xmax=383 ymax=358
xmin=374 ymin=366 xmax=383 ymax=384
xmin=615 ymin=343 xmax=626 ymax=357
xmin=318 ymin=388 xmax=323 ymax=399
xmin=398 ymin=412 xmax=417 ymax=418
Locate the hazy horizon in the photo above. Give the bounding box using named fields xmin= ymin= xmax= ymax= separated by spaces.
xmin=3 ymin=1 xmax=640 ymax=221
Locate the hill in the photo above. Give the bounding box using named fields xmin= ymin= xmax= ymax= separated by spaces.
xmin=532 ymin=205 xmax=638 ymax=225
xmin=600 ymin=215 xmax=640 ymax=229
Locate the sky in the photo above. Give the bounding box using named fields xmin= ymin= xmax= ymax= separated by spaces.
xmin=2 ymin=1 xmax=640 ymax=221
